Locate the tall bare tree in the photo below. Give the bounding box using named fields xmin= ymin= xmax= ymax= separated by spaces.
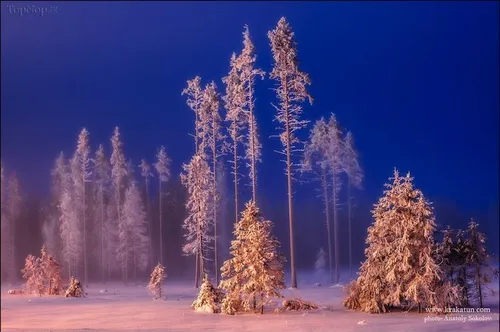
xmin=199 ymin=82 xmax=224 ymax=284
xmin=154 ymin=146 xmax=171 ymax=267
xmin=326 ymin=114 xmax=344 ymax=285
xmin=110 ymin=127 xmax=128 ymax=284
xmin=342 ymin=131 xmax=363 ymax=277
xmin=268 ymin=17 xmax=312 ymax=288
xmin=237 ymin=26 xmax=265 ymax=203
xmin=139 ymin=159 xmax=154 ymax=271
xmin=75 ymin=128 xmax=92 ymax=286
xmin=302 ymin=118 xmax=334 ymax=283
xmin=223 ymin=52 xmax=245 ymax=228
xmin=182 ymin=76 xmax=205 ymax=286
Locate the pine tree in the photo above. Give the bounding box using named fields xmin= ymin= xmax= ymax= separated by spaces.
xmin=154 ymin=146 xmax=171 ymax=267
xmin=315 ymin=248 xmax=326 ymax=273
xmin=344 ymin=169 xmax=441 ymax=313
xmin=268 ymin=17 xmax=312 ymax=288
xmin=220 ymin=201 xmax=285 ymax=315
xmin=60 ymin=187 xmax=82 ymax=279
xmin=148 ymin=263 xmax=166 ymax=300
xmin=465 ymin=220 xmax=494 ymax=308
xmin=181 ymin=153 xmax=213 ymax=288
xmin=342 ymin=131 xmax=363 ymax=278
xmin=65 ymin=276 xmax=86 ymax=297
xmin=192 ymin=273 xmax=219 ymax=313
xmin=139 ymin=159 xmax=154 ymax=271
xmin=110 ymin=127 xmax=128 ymax=284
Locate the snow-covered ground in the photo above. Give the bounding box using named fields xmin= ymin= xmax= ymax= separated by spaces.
xmin=2 ymin=271 xmax=499 ymax=332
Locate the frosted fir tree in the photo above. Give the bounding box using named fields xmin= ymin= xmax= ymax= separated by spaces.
xmin=138 ymin=159 xmax=154 ymax=271
xmin=192 ymin=273 xmax=219 ymax=313
xmin=110 ymin=127 xmax=128 ymax=283
xmin=181 ymin=153 xmax=213 ymax=288
xmin=75 ymin=128 xmax=92 ymax=286
xmin=65 ymin=276 xmax=86 ymax=298
xmin=154 ymin=146 xmax=171 ymax=266
xmin=465 ymin=220 xmax=495 ymax=308
xmin=220 ymin=201 xmax=285 ymax=315
xmin=148 ymin=263 xmax=166 ymax=300
xmin=40 ymin=245 xmax=63 ymax=295
xmin=344 ymin=169 xmax=442 ymax=313
xmin=302 ymin=118 xmax=333 ymax=283
xmin=455 ymin=228 xmax=470 ymax=305
xmin=237 ymin=25 xmax=265 ymax=203
xmin=268 ymin=17 xmax=312 ymax=288
xmin=60 ymin=187 xmax=82 ymax=279
xmin=342 ymin=131 xmax=363 ymax=278
xmin=21 ymin=254 xmax=45 ymax=296
xmin=326 ymin=114 xmax=345 ymax=285
xmin=223 ymin=52 xmax=246 ymax=228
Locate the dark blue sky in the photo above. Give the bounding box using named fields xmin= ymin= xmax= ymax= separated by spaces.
xmin=1 ymin=2 xmax=498 ymax=221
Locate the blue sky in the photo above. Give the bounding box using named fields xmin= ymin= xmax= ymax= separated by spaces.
xmin=1 ymin=1 xmax=498 ymax=229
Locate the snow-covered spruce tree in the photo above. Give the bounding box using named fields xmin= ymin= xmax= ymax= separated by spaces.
xmin=268 ymin=17 xmax=312 ymax=288
xmin=93 ymin=144 xmax=111 ymax=283
xmin=75 ymin=128 xmax=92 ymax=286
xmin=65 ymin=276 xmax=86 ymax=297
xmin=199 ymin=81 xmax=225 ymax=285
xmin=122 ymin=182 xmax=150 ymax=284
xmin=465 ymin=220 xmax=494 ymax=308
xmin=148 ymin=263 xmax=166 ymax=300
xmin=3 ymin=172 xmax=22 ymax=283
xmin=139 ymin=159 xmax=154 ymax=271
xmin=21 ymin=254 xmax=45 ymax=296
xmin=40 ymin=245 xmax=63 ymax=295
xmin=344 ymin=169 xmax=442 ymax=313
xmin=223 ymin=52 xmax=246 ymax=228
xmin=182 ymin=76 xmax=205 ymax=285
xmin=192 ymin=273 xmax=219 ymax=313
xmin=237 ymin=25 xmax=265 ymax=203
xmin=455 ymin=228 xmax=470 ymax=305
xmin=302 ymin=118 xmax=333 ymax=283
xmin=110 ymin=127 xmax=128 ymax=284
xmin=342 ymin=131 xmax=363 ymax=278
xmin=220 ymin=201 xmax=285 ymax=315
xmin=326 ymin=114 xmax=344 ymax=285
xmin=154 ymin=146 xmax=171 ymax=267
xmin=181 ymin=153 xmax=213 ymax=288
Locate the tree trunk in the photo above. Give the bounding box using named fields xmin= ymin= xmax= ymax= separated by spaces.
xmin=83 ymin=180 xmax=88 ymax=287
xmin=283 ymin=83 xmax=297 ymax=288
xmin=145 ymin=180 xmax=153 ymax=272
xmin=476 ymin=265 xmax=483 ymax=307
xmin=348 ymin=177 xmax=352 ymax=278
xmin=194 ymin=251 xmax=199 ymax=288
xmin=159 ymin=179 xmax=163 ymax=266
xmin=332 ymin=171 xmax=339 ymax=285
xmin=249 ymin=84 xmax=257 ymax=204
xmin=213 ymin=140 xmax=218 ymax=286
xmin=233 ymin=136 xmax=239 ymax=225
xmin=321 ymin=168 xmax=333 ymax=284
xmin=101 ymin=184 xmax=105 ymax=284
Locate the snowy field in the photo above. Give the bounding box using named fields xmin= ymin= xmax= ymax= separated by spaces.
xmin=2 ymin=271 xmax=499 ymax=332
